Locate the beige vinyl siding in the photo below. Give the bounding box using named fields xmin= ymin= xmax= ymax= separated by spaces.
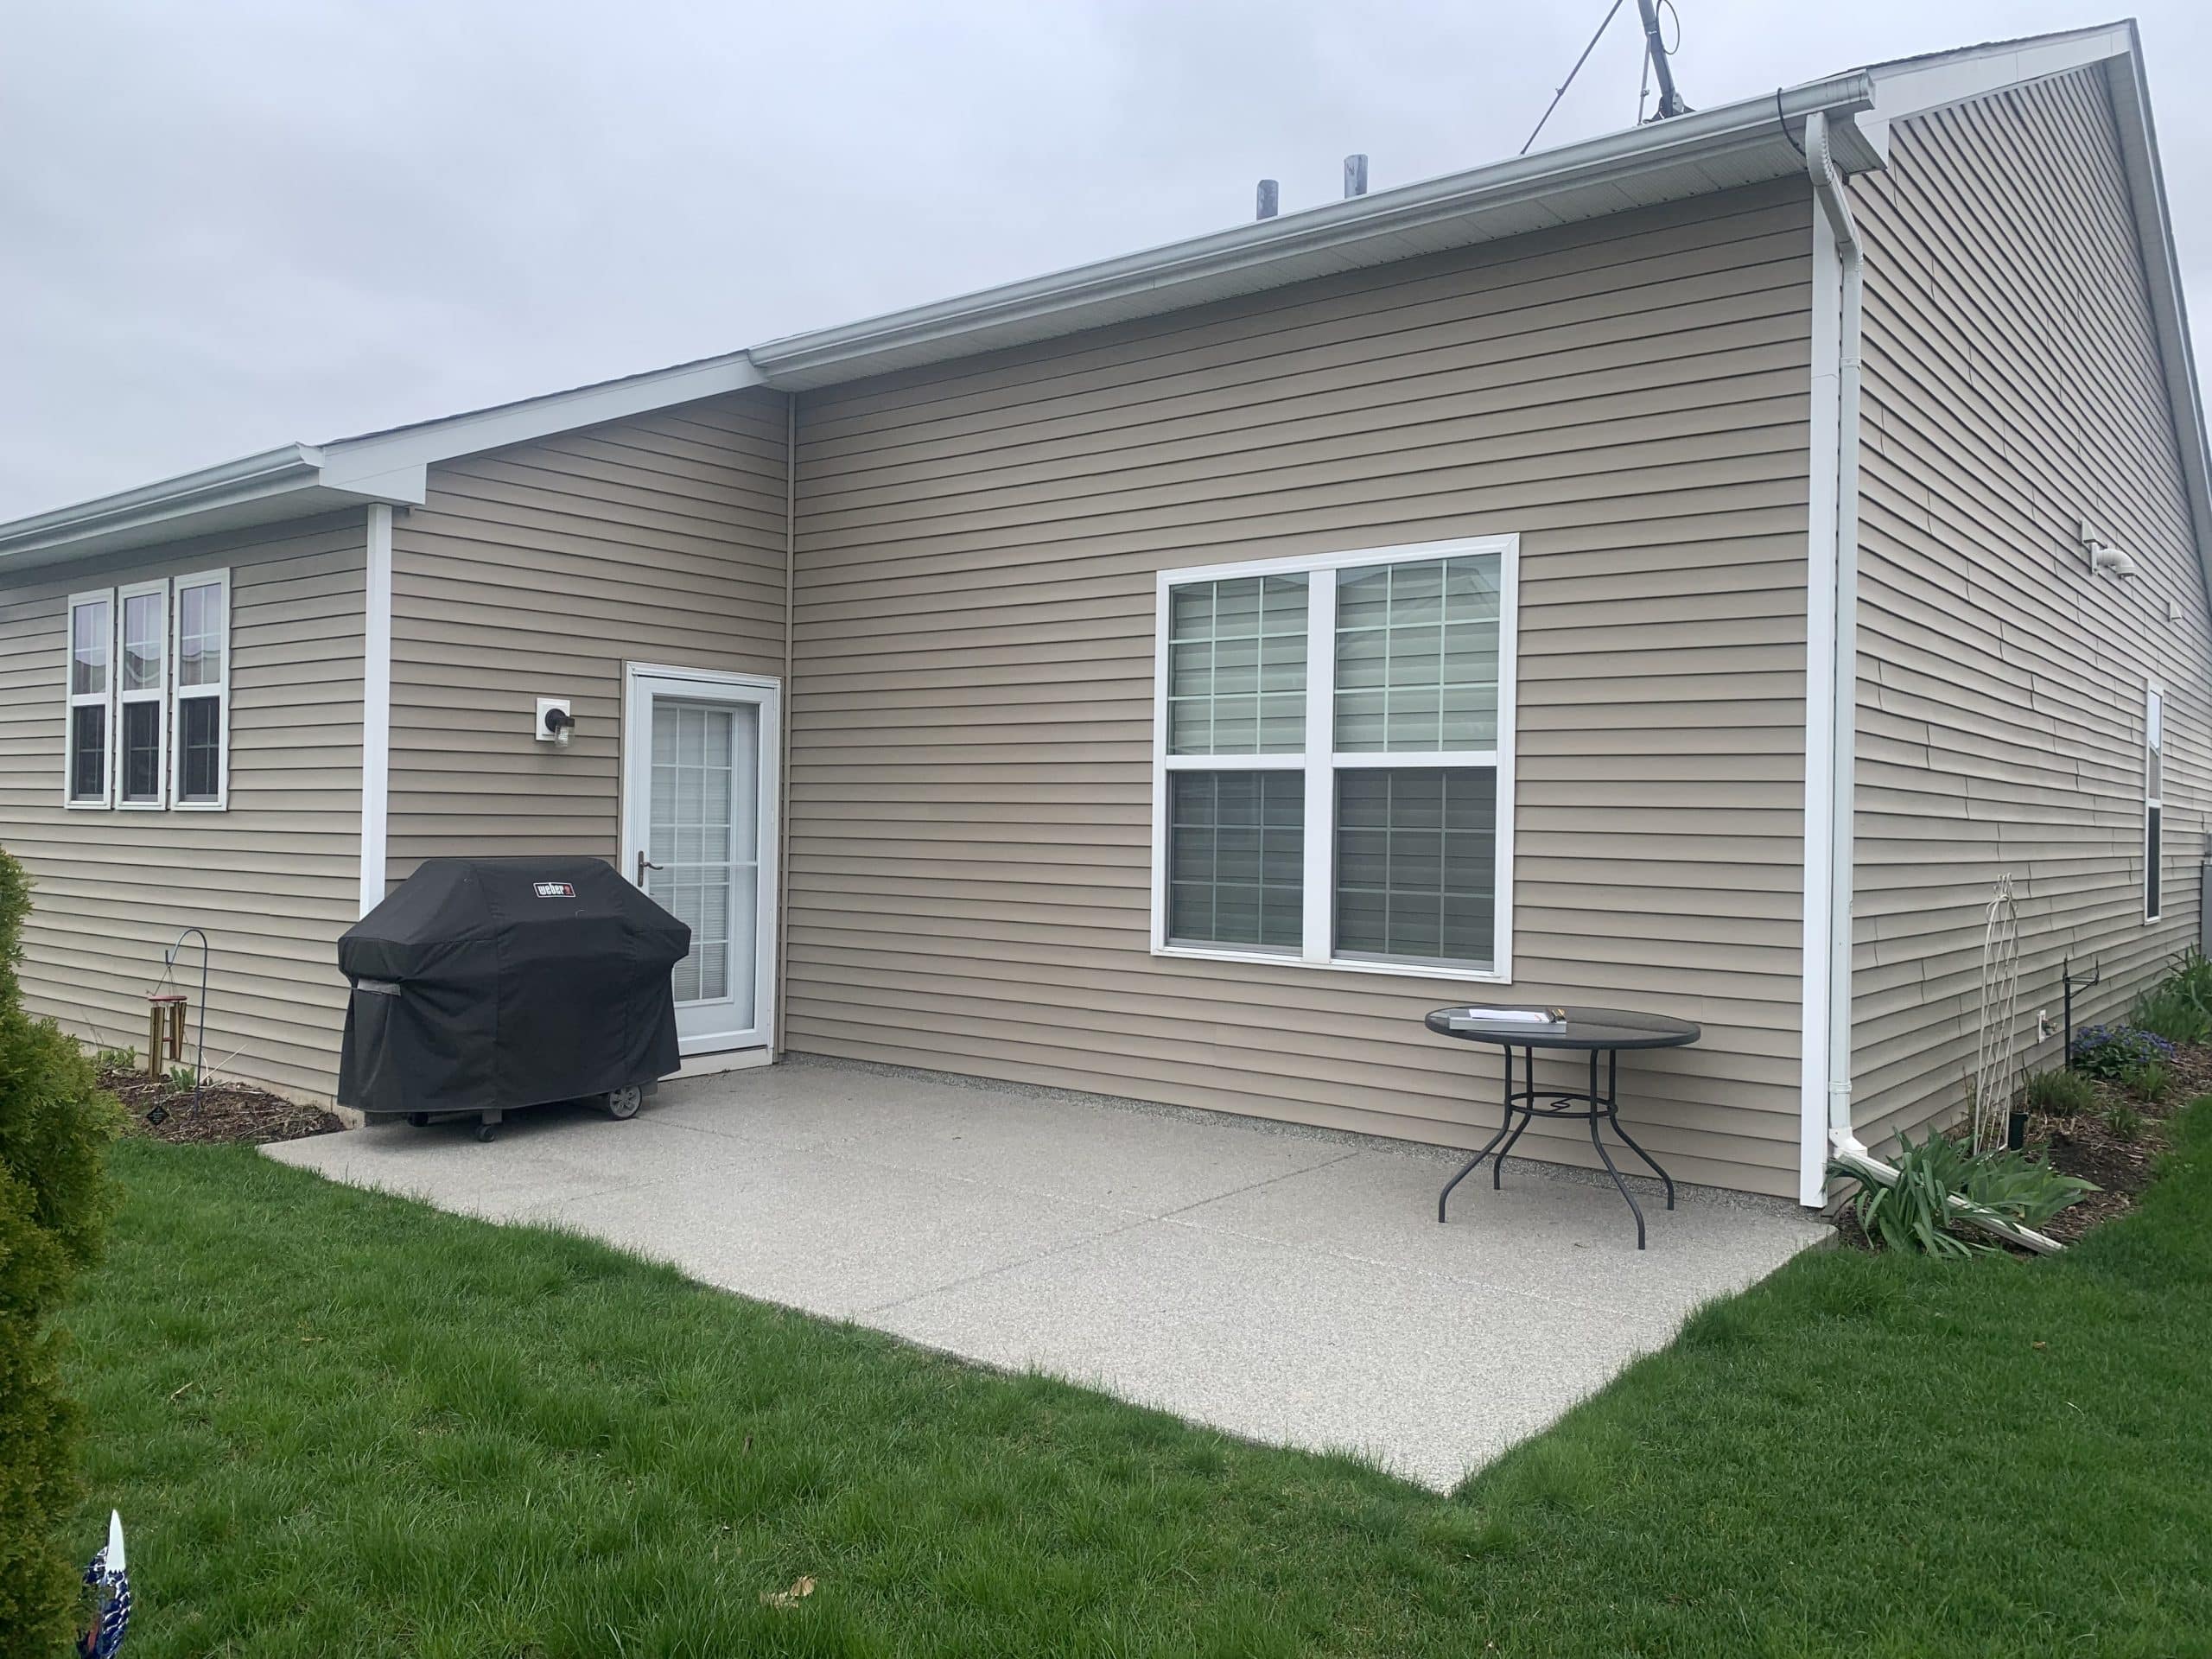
xmin=385 ymin=390 xmax=788 ymax=880
xmin=0 ymin=512 xmax=367 ymax=1100
xmin=787 ymin=181 xmax=1815 ymax=1198
xmin=1849 ymin=69 xmax=2209 ymax=1148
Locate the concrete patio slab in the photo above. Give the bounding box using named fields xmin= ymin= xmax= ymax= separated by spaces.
xmin=264 ymin=1057 xmax=1829 ymax=1490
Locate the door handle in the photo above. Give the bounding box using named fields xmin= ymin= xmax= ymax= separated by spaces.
xmin=636 ymin=852 xmax=663 ymax=886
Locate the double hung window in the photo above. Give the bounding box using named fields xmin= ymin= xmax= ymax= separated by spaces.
xmin=1153 ymin=537 xmax=1516 ymax=980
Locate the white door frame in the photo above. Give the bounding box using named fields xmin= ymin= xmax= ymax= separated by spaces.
xmin=620 ymin=662 xmax=782 ymax=1058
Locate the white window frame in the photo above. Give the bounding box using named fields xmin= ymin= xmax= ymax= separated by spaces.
xmin=2145 ymin=678 xmax=2164 ymax=924
xmin=170 ymin=568 xmax=231 ymax=811
xmin=1149 ymin=534 xmax=1519 ymax=983
xmin=63 ymin=588 xmax=115 ymax=809
xmin=114 ymin=578 xmax=169 ymax=810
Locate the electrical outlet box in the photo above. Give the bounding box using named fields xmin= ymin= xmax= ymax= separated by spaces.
xmin=2037 ymin=1007 xmax=2056 ymax=1039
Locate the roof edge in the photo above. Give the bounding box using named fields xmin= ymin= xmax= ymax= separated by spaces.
xmin=0 ymin=351 xmax=768 ymax=569
xmin=748 ymin=71 xmax=1878 ymax=386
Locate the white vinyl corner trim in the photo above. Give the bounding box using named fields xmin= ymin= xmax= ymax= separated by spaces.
xmin=359 ymin=504 xmax=393 ymax=917
xmin=1800 ymin=109 xmax=1870 ymax=1206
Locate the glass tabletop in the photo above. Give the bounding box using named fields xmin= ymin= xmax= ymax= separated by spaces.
xmin=1424 ymin=1004 xmax=1701 ymax=1051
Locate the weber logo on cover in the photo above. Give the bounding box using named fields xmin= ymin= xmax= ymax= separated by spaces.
xmin=533 ymin=881 xmax=577 ymax=899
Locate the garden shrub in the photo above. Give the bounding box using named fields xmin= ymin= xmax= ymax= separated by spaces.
xmin=2069 ymin=1023 xmax=2176 ymax=1081
xmin=0 ymin=847 xmax=121 ymax=1652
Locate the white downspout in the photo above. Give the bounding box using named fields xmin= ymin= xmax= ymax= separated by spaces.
xmin=359 ymin=503 xmax=393 ymax=917
xmin=1802 ymin=111 xmax=2061 ymax=1252
xmin=1804 ymin=110 xmax=1869 ymax=1179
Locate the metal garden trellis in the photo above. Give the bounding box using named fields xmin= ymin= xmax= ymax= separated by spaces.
xmin=1971 ymin=874 xmax=2023 ymax=1154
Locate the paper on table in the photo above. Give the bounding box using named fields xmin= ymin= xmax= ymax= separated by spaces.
xmin=1458 ymin=1007 xmax=1564 ymax=1025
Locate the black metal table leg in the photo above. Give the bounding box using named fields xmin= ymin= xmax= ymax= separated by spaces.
xmin=1491 ymin=1044 xmax=1536 ymax=1186
xmin=1585 ymin=1046 xmax=1649 ymax=1249
xmin=1438 ymin=1042 xmax=1521 ymax=1222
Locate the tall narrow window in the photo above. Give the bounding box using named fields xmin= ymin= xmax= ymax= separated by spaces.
xmin=1154 ymin=537 xmax=1516 ymax=978
xmin=173 ymin=570 xmax=230 ymax=808
xmin=117 ymin=582 xmax=167 ymax=806
xmin=66 ymin=591 xmax=112 ymax=805
xmin=2145 ymin=683 xmax=2164 ymax=923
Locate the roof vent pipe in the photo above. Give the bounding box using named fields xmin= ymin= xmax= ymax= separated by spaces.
xmin=1256 ymin=179 xmax=1280 ymax=219
xmin=1343 ymin=154 xmax=1369 ymax=198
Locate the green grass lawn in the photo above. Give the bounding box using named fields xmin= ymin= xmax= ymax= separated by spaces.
xmin=63 ymin=1106 xmax=2212 ymax=1657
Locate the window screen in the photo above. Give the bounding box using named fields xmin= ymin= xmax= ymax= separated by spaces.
xmin=121 ymin=702 xmax=162 ymax=803
xmin=1166 ymin=770 xmax=1304 ymax=951
xmin=178 ymin=697 xmax=222 ymax=804
xmin=1335 ymin=768 xmax=1497 ymax=966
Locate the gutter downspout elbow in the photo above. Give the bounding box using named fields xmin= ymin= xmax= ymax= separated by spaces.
xmin=1802 ymin=110 xmax=1872 ymax=1182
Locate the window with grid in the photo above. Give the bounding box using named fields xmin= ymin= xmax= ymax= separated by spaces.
xmin=66 ymin=592 xmax=111 ymax=805
xmin=1154 ymin=537 xmax=1515 ymax=977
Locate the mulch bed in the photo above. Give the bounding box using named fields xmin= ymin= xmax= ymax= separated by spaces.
xmin=2024 ymin=1044 xmax=2207 ymax=1244
xmin=100 ymin=1066 xmax=345 ymax=1147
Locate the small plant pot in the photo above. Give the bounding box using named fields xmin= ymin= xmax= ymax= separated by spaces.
xmin=2006 ymin=1109 xmax=2029 ymax=1152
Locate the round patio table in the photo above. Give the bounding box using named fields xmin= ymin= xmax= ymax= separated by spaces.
xmin=1426 ymin=1005 xmax=1700 ymax=1249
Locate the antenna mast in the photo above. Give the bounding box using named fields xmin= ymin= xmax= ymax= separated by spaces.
xmin=1634 ymin=0 xmax=1690 ymax=118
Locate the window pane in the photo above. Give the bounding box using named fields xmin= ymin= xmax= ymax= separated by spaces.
xmin=179 ymin=696 xmax=222 ymax=803
xmin=2148 ymin=804 xmax=2163 ymax=918
xmin=1166 ymin=575 xmax=1307 ymax=755
xmin=1166 ymin=770 xmax=1303 ymax=950
xmin=1335 ymin=767 xmax=1497 ymax=967
xmin=69 ymin=705 xmax=106 ymax=801
xmin=71 ymin=600 xmax=109 ymax=696
xmin=1334 ymin=553 xmax=1500 ymax=751
xmin=121 ymin=701 xmax=162 ymax=804
xmin=122 ymin=592 xmax=163 ymax=691
xmin=178 ymin=582 xmax=223 ymax=688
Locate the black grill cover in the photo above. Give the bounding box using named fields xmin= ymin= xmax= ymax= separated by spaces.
xmin=337 ymin=856 xmax=690 ymax=1116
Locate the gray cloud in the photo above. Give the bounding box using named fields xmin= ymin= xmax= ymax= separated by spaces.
xmin=3 ymin=0 xmax=2206 ymax=516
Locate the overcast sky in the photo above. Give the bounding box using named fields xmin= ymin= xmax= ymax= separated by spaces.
xmin=3 ymin=1 xmax=2208 ymax=518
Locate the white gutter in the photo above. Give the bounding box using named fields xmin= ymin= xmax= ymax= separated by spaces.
xmin=359 ymin=504 xmax=394 ymax=917
xmin=0 ymin=445 xmax=326 ymax=563
xmin=752 ymin=71 xmax=1878 ymax=385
